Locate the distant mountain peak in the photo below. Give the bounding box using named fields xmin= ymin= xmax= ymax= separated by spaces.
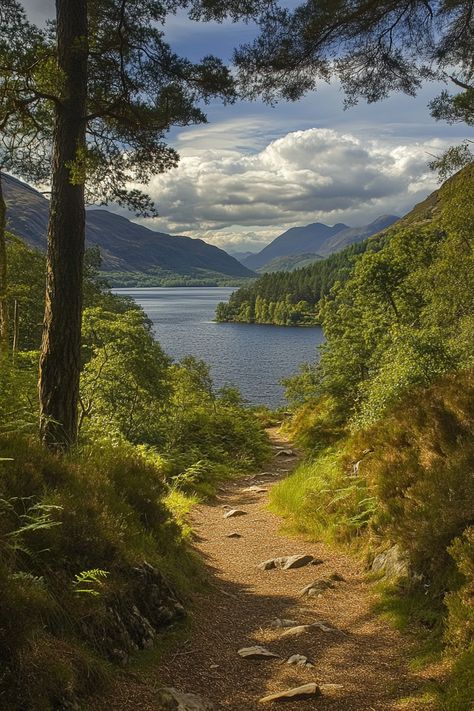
xmin=243 ymin=215 xmax=398 ymax=272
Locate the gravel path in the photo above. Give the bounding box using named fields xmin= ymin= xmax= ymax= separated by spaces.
xmin=92 ymin=429 xmax=428 ymax=710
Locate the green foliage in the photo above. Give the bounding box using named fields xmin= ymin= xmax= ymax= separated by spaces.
xmin=80 ymin=306 xmax=171 ymax=443
xmin=0 ymin=227 xmax=270 ymax=706
xmin=441 ymin=527 xmax=474 ymax=710
xmin=235 ymin=0 xmax=474 ymax=140
xmin=73 ymin=568 xmax=109 ymax=597
xmin=438 ymin=646 xmax=474 ymax=711
xmin=6 ymin=233 xmax=45 ymax=350
xmin=358 ymin=373 xmax=474 ymax=587
xmin=445 ymin=528 xmax=474 ymax=654
xmin=283 ymin=395 xmax=344 ymax=451
xmin=300 ymin=167 xmax=474 ymax=428
xmin=0 ymin=434 xmax=193 ymax=708
xmin=428 ymin=141 xmax=474 ymax=182
xmin=270 ymin=449 xmax=376 ymax=543
xmin=163 ymin=356 xmax=270 ymax=493
xmin=0 ymin=352 xmax=38 ymax=435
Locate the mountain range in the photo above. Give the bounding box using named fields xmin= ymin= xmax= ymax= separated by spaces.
xmin=3 ymin=174 xmax=255 ymax=282
xmin=4 ymin=173 xmax=401 ymax=283
xmin=241 ymin=215 xmax=399 ymax=272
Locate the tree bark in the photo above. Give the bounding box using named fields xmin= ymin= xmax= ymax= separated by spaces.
xmin=12 ymin=298 xmax=19 ymax=364
xmin=0 ymin=172 xmax=9 ymax=358
xmin=39 ymin=0 xmax=88 ymax=451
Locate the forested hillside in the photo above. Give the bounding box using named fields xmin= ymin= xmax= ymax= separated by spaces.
xmin=270 ymin=164 xmax=474 ymax=709
xmin=216 ymin=173 xmax=464 ymax=327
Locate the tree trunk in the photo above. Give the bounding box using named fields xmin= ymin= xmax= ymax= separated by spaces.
xmin=39 ymin=0 xmax=88 ymax=451
xmin=0 ymin=172 xmax=9 ymax=358
xmin=12 ymin=299 xmax=19 ymax=364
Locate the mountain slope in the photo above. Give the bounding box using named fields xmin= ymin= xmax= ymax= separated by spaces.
xmin=3 ymin=174 xmax=254 ymax=279
xmin=243 ymin=216 xmax=399 ymax=272
xmin=242 ymin=222 xmax=348 ymax=270
xmin=258 ymin=252 xmax=324 ymax=273
xmin=318 ymin=214 xmax=399 ymax=256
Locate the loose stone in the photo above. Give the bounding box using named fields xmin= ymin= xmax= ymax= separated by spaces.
xmin=283 ymin=554 xmax=314 ymax=570
xmin=299 ymin=579 xmax=336 ymax=596
xmin=242 ymin=485 xmax=268 ymax=493
xmin=310 ymin=621 xmax=335 ymax=633
xmin=269 ymin=618 xmax=299 ymax=629
xmin=275 ymin=449 xmax=295 ymax=457
xmin=259 ymin=683 xmax=321 ymax=703
xmin=287 ymin=654 xmax=313 ymax=667
xmin=258 ymin=554 xmax=314 ymax=571
xmin=226 ymin=532 xmax=242 ymax=539
xmin=238 ymin=646 xmax=279 ymax=660
xmin=280 ymin=625 xmax=313 ymax=637
xmin=224 ymin=509 xmax=247 ymax=518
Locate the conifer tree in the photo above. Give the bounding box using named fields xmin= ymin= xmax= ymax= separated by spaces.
xmin=37 ymin=0 xmax=241 ymax=450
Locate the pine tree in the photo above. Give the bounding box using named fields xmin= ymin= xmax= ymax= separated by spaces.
xmin=35 ymin=0 xmax=243 ymax=450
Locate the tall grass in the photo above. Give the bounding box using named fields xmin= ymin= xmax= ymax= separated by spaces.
xmin=273 ymin=371 xmax=474 ymax=710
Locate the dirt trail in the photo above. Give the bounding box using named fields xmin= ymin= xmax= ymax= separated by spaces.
xmin=94 ymin=429 xmax=427 ymax=710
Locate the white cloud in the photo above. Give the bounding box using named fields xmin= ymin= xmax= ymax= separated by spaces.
xmin=136 ymin=127 xmax=446 ymax=251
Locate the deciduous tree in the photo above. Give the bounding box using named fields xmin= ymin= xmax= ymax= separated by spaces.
xmin=0 ymin=1 xmax=51 ymax=355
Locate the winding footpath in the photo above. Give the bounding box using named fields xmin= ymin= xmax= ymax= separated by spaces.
xmin=95 ymin=429 xmax=430 ymax=710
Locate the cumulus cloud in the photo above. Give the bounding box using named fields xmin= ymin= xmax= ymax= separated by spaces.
xmin=136 ymin=127 xmax=444 ymax=251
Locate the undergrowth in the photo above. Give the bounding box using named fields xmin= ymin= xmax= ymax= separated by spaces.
xmin=272 ymin=371 xmax=474 ymax=710
xmin=0 ymin=419 xmax=269 ymax=709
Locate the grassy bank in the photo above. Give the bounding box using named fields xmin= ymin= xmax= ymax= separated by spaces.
xmin=271 ymin=372 xmax=474 ymax=710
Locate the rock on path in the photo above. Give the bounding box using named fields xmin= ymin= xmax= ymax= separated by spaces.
xmin=223 ymin=509 xmax=247 ymax=519
xmin=238 ymin=646 xmax=280 ymax=660
xmin=258 ymin=554 xmax=315 ymax=571
xmin=259 ymin=684 xmax=321 ymax=703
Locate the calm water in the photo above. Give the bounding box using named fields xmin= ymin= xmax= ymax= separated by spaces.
xmin=114 ymin=287 xmax=324 ymax=407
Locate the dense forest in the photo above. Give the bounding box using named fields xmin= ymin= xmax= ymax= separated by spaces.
xmin=270 ymin=165 xmax=474 ymax=709
xmin=106 ymin=269 xmax=254 ymax=288
xmin=216 ymin=241 xmax=369 ymax=325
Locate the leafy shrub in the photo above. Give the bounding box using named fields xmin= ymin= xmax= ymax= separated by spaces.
xmin=284 ymin=395 xmax=345 ymax=451
xmin=357 ymin=371 xmax=474 ymax=589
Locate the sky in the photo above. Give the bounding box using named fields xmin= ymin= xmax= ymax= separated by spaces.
xmin=21 ymin=1 xmax=468 ymax=254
